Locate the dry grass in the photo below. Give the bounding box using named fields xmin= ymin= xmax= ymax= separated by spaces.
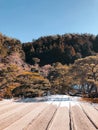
xmin=21 ymin=71 xmax=40 ymax=76
xmin=21 ymin=71 xmax=34 ymax=75
xmin=80 ymin=97 xmax=98 ymax=103
xmin=0 ymin=98 xmax=2 ymax=101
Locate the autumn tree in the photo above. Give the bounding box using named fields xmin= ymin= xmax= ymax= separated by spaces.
xmin=32 ymin=57 xmax=40 ymax=64
xmin=48 ymin=62 xmax=72 ymax=94
xmin=69 ymin=55 xmax=98 ymax=97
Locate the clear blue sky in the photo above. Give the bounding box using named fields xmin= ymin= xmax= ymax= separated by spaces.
xmin=0 ymin=0 xmax=98 ymax=42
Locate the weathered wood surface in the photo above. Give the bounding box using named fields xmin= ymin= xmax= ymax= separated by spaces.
xmin=0 ymin=96 xmax=98 ymax=130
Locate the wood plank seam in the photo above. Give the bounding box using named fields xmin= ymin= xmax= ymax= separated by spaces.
xmin=46 ymin=102 xmax=61 ymax=130
xmin=46 ymin=96 xmax=64 ymax=130
xmin=0 ymin=104 xmax=41 ymax=130
xmin=69 ymin=102 xmax=73 ymax=130
xmin=23 ymin=102 xmax=54 ymax=130
xmin=79 ymin=104 xmax=98 ymax=129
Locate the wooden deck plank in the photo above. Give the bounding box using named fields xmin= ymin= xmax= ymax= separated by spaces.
xmin=0 ymin=96 xmax=98 ymax=130
xmin=0 ymin=103 xmax=29 ymax=121
xmin=81 ymin=103 xmax=98 ymax=129
xmin=0 ymin=100 xmax=13 ymax=107
xmin=4 ymin=102 xmax=51 ymax=130
xmin=70 ymin=103 xmax=96 ymax=130
xmin=24 ymin=102 xmax=59 ymax=130
xmin=0 ymin=103 xmax=42 ymax=130
xmin=0 ymin=102 xmax=25 ymax=115
xmin=94 ymin=105 xmax=98 ymax=111
xmin=48 ymin=102 xmax=70 ymax=130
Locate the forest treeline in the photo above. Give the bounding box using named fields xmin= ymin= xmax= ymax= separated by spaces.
xmin=0 ymin=33 xmax=98 ymax=98
xmin=23 ymin=33 xmax=98 ymax=65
